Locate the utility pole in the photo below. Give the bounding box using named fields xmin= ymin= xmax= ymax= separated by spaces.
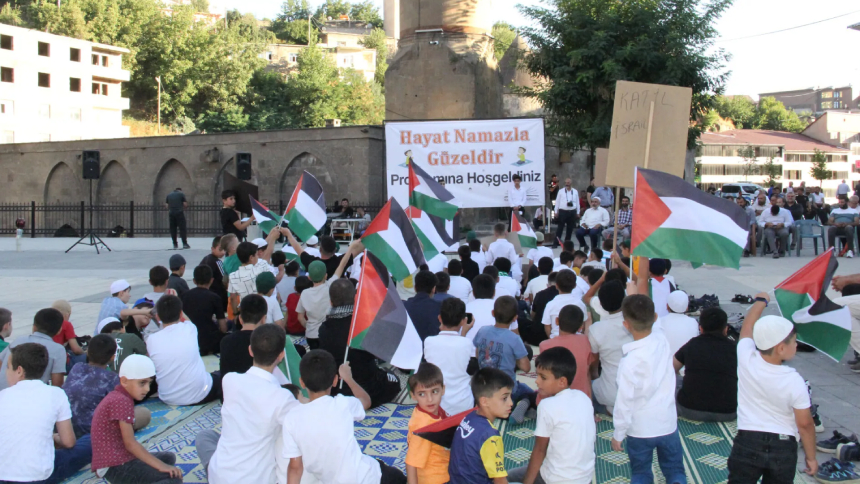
xmin=155 ymin=76 xmax=161 ymax=134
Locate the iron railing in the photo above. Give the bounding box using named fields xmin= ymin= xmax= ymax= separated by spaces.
xmin=0 ymin=201 xmax=382 ymax=238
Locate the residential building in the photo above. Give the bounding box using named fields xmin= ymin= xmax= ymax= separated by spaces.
xmin=262 ymin=34 xmax=379 ymax=83
xmin=759 ymin=86 xmax=854 ymax=116
xmin=802 ymin=112 xmax=860 ymax=172
xmin=0 ymin=24 xmax=130 ymax=143
xmin=697 ymin=130 xmax=853 ymax=202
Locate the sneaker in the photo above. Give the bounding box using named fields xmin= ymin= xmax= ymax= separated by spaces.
xmin=849 ymin=352 xmax=860 ymax=366
xmin=813 ymin=406 xmax=825 ymax=433
xmin=172 ymin=244 xmax=179 ymax=250
xmin=182 ymin=244 xmax=191 ymax=249
xmin=818 ymin=431 xmax=857 ymax=453
xmin=839 ymin=443 xmax=860 ymax=462
xmin=816 ymin=458 xmax=860 ymax=484
xmin=849 ymin=251 xmax=855 ymax=259
xmin=773 ymin=253 xmax=780 ymax=259
xmin=850 ymin=361 xmax=860 ymax=373
xmin=510 ymin=399 xmax=530 ymax=424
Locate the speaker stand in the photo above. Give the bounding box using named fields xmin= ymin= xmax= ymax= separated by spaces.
xmin=66 ymin=179 xmax=111 ymax=254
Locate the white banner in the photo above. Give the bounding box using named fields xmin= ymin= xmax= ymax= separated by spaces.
xmin=385 ymin=119 xmax=546 ymax=209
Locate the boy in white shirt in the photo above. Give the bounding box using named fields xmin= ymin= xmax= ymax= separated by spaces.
xmin=526 ymin=232 xmax=554 ymax=272
xmin=446 ymin=260 xmax=473 ymax=301
xmin=610 ymin=295 xmax=685 ymax=484
xmin=256 ymin=272 xmax=286 ymax=328
xmin=508 ymin=347 xmax=596 ymax=484
xmin=588 ymin=281 xmax=632 ymax=415
xmin=485 ymin=223 xmax=519 ymax=270
xmin=541 ymin=270 xmax=588 ymax=338
xmin=0 ymin=343 xmax=76 ymax=483
xmin=146 ymin=295 xmax=222 ymax=406
xmin=283 ymin=350 xmax=406 ymax=484
xmin=229 ymin=242 xmax=267 ymax=316
xmin=493 ymin=257 xmax=521 ymax=298
xmin=524 ymin=257 xmax=554 ymax=303
xmin=197 ymin=324 xmax=298 ymax=484
xmin=727 ymin=292 xmax=818 ymax=481
xmin=423 ymin=298 xmax=476 ymax=415
xmin=658 ymin=290 xmax=699 ymax=356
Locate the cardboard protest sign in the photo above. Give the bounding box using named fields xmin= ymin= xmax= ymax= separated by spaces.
xmin=593 ymin=148 xmax=609 ymax=187
xmin=606 ymin=81 xmax=692 ymax=188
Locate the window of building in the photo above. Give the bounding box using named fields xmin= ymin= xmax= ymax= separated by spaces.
xmin=824 ymin=188 xmax=836 ymax=198
xmin=831 ymin=171 xmax=849 ymax=179
xmin=828 ymin=154 xmax=848 ymax=162
xmin=38 ymin=72 xmax=50 ymax=87
xmin=821 ymin=92 xmax=833 ymax=99
xmin=1 ymin=131 xmax=13 ymax=143
xmin=1 ymin=67 xmax=13 ymax=83
xmin=822 ymin=101 xmax=833 ymax=109
xmin=92 ymin=82 xmax=108 ymax=95
xmin=266 ymin=51 xmax=273 ymax=60
xmin=37 ymin=42 xmax=49 ymax=57
xmin=784 ymin=170 xmax=802 ymax=180
xmin=834 ymin=101 xmax=841 ymax=109
xmin=38 ymin=104 xmax=50 ymax=119
xmin=834 ymin=92 xmax=842 ymax=98
xmin=69 ymin=108 xmax=81 ymax=121
xmin=852 ymin=146 xmax=860 ymax=156
xmin=70 ymin=48 xmax=80 ymax=62
xmin=0 ymin=100 xmax=11 ymax=115
xmin=70 ymin=77 xmax=81 ymax=92
xmin=288 ymin=53 xmax=298 ymax=63
xmin=0 ymin=35 xmax=12 ymax=50
xmin=101 ymin=55 xmax=109 ymax=67
xmin=91 ymin=54 xmax=99 ymax=65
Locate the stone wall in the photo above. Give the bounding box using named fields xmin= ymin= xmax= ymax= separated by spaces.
xmin=1 ymin=126 xmax=387 ymax=207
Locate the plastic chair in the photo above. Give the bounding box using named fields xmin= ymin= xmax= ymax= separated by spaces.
xmin=795 ymin=220 xmax=826 ymax=256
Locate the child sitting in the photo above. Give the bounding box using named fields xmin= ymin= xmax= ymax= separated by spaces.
xmin=0 ymin=308 xmax=68 ymax=391
xmin=167 ymin=254 xmax=190 ymax=297
xmin=406 ymin=363 xmax=452 ymax=484
xmin=228 ymin=241 xmax=267 ymax=315
xmin=423 ymin=298 xmax=476 ymax=415
xmin=197 ymin=324 xmax=298 ymax=483
xmin=508 ymin=347 xmax=596 ymax=484
xmin=0 ymin=343 xmax=76 ymax=483
xmin=257 ymin=272 xmax=286 ymax=328
xmin=100 ymin=319 xmax=148 ymax=374
xmin=282 ymin=350 xmax=406 ymax=483
xmin=220 ymin=294 xmax=267 ymax=376
xmin=727 ymin=293 xmax=818 ymax=480
xmin=472 ymin=296 xmax=533 ymax=423
xmin=91 ymin=355 xmax=183 ymax=483
xmin=146 ymin=295 xmax=222 ymax=406
xmin=143 ymin=267 xmax=169 ymax=305
xmin=50 ymin=299 xmax=86 ymax=368
xmin=610 ymin=295 xmax=685 ymax=484
xmin=98 ymin=280 xmax=151 ymax=333
xmin=286 ymin=276 xmax=312 ymax=335
xmin=180 ymin=265 xmax=228 ymax=356
xmin=63 ymin=334 xmax=120 ymax=437
xmin=448 ymin=368 xmax=513 ymax=483
xmin=0 ymin=308 xmax=11 ymax=352
xmin=539 ymin=305 xmax=596 ymax=398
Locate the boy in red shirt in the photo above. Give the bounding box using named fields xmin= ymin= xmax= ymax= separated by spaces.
xmin=90 ymin=355 xmax=182 ymax=483
xmin=286 ymin=276 xmax=312 ymax=335
xmin=51 ymin=300 xmax=85 ymax=369
xmin=539 ymin=305 xmax=596 ymax=398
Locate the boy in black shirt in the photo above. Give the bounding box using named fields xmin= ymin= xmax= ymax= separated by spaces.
xmin=673 ymin=307 xmax=738 ymax=421
xmin=219 ymin=294 xmax=268 ymax=376
xmin=199 ymin=236 xmax=228 ymax=311
xmin=220 ymin=190 xmax=253 ymax=241
xmin=181 ymin=266 xmax=227 ymax=356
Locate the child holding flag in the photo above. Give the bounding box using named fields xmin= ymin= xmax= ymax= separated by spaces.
xmin=406 ymin=363 xmax=451 ymax=484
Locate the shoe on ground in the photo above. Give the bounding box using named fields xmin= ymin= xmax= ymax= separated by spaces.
xmin=839 ymin=443 xmax=860 ymax=462
xmin=743 ymin=250 xmax=750 ymax=257
xmin=818 ymin=431 xmax=858 ymax=453
xmin=849 ymin=250 xmax=855 ymax=259
xmin=816 ymin=458 xmax=860 ymax=484
xmin=172 ymin=245 xmax=179 ymax=250
xmin=510 ymin=399 xmax=530 ymax=424
xmin=849 ymin=352 xmax=860 ymax=366
xmin=183 ymin=244 xmax=191 ymax=249
xmin=773 ymin=253 xmax=780 ymax=259
xmin=850 ymin=361 xmax=860 ymax=373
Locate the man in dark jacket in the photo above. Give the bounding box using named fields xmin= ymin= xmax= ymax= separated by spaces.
xmin=318 ymin=279 xmax=400 ymax=408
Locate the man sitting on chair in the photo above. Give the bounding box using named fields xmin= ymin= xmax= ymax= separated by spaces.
xmin=828 ymin=196 xmax=859 ymax=258
xmin=576 ymin=197 xmax=610 ymax=252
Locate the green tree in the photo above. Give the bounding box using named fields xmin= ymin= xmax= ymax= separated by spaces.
xmin=492 ymin=21 xmax=516 ymax=61
xmin=714 ymin=95 xmax=756 ymax=129
xmin=0 ymin=3 xmax=25 ymax=26
xmin=26 ymin=0 xmax=88 ymax=39
xmin=315 ymin=0 xmax=350 ymax=20
xmin=761 ymin=155 xmax=781 ymax=186
xmin=810 ymin=149 xmax=830 ymax=186
xmin=284 ymin=43 xmax=343 ymax=127
xmin=739 ymin=145 xmax=758 ymax=181
xmin=754 ymin=97 xmax=806 ymax=133
xmin=190 ymin=0 xmax=209 ymax=13
xmin=359 ymin=27 xmax=388 ymax=86
xmin=349 ymin=0 xmax=382 ymax=28
xmin=272 ymin=0 xmax=315 ymax=44
xmin=519 ymin=0 xmax=730 ymax=151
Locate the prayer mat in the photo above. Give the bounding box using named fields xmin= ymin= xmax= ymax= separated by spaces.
xmin=499 ymin=413 xmax=807 ymax=484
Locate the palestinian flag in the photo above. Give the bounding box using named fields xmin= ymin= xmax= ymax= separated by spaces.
xmin=632 ymin=168 xmax=749 ymax=269
xmin=511 ymin=211 xmax=537 ymax=249
xmin=349 ymin=251 xmax=423 ymax=370
xmin=286 ymin=171 xmax=327 ymax=241
xmin=414 ymin=408 xmax=476 ymax=449
xmin=277 ymin=340 xmax=307 ymax=398
xmin=774 ymin=249 xmax=852 ymax=361
xmin=362 ymin=197 xmax=426 ymax=280
xmin=409 ymin=159 xmax=459 ymax=220
xmin=406 ymin=206 xmax=456 ymax=260
xmin=250 ymin=196 xmax=282 ymax=234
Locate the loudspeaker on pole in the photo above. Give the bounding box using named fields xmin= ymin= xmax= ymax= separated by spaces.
xmin=236 ymin=152 xmax=252 ymax=180
xmin=82 ymin=150 xmax=101 ymax=180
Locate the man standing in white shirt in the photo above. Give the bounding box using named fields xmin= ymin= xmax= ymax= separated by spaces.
xmin=838 ymin=179 xmax=851 ymax=198
xmin=508 ymin=174 xmax=529 ymax=220
xmin=553 ymin=178 xmax=579 ymax=249
xmin=576 ymin=197 xmax=610 ymax=251
xmin=592 ymin=186 xmax=615 ymax=218
xmin=758 ymin=204 xmax=794 ymax=259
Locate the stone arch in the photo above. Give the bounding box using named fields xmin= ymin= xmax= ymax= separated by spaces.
xmin=96 ymin=160 xmax=133 ymax=204
xmin=153 ymin=159 xmax=194 ymax=205
xmin=44 ymin=162 xmax=84 ymax=204
xmin=279 ymin=152 xmax=335 ymax=207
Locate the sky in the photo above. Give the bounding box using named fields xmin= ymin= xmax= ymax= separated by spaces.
xmin=215 ymin=0 xmax=860 ymax=100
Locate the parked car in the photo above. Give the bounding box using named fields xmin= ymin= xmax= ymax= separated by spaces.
xmin=720 ymin=183 xmax=768 ymax=202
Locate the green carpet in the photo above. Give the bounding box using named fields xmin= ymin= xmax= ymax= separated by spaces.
xmin=500 ymin=414 xmax=806 ymax=484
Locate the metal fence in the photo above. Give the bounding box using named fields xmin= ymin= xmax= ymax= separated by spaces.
xmin=0 ymin=201 xmax=383 ymax=238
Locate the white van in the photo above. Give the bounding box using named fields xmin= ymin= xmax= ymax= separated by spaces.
xmin=720 ymin=183 xmax=768 ymax=202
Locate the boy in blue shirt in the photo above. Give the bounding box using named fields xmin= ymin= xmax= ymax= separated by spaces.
xmin=472 ymin=296 xmax=534 ymax=423
xmin=448 ymin=368 xmax=513 ymax=483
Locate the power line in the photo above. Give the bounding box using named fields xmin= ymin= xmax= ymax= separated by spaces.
xmin=716 ymin=8 xmax=860 ymax=42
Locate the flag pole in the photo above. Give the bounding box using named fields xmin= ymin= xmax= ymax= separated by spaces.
xmin=341 ymin=249 xmax=368 ymax=389
xmin=627 ymin=101 xmax=656 ymax=264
